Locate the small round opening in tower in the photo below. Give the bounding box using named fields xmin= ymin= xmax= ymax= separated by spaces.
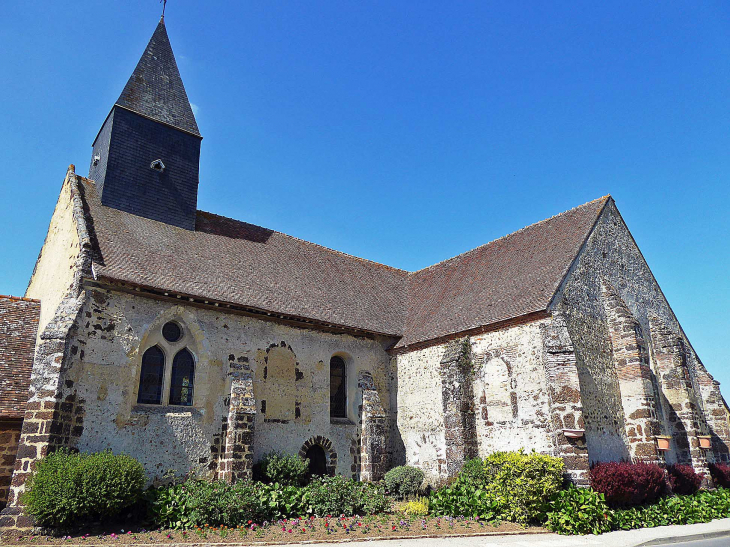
xmin=162 ymin=321 xmax=182 ymax=343
xmin=305 ymin=445 xmax=328 ymax=478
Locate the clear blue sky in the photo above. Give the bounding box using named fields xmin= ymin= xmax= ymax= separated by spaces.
xmin=1 ymin=2 xmax=728 ymax=389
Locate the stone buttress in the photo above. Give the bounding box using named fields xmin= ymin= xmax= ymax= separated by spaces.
xmin=602 ymin=283 xmax=662 ymax=465
xmin=218 ymin=370 xmax=256 ymax=483
xmin=650 ymin=316 xmax=709 ymax=477
xmin=541 ymin=315 xmax=589 ymax=484
xmin=358 ymin=372 xmax=389 ymax=482
xmin=439 ymin=339 xmax=478 ymax=478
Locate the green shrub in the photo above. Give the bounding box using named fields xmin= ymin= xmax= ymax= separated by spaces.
xmin=148 ymin=475 xmax=391 ymax=528
xmin=257 ymin=452 xmax=309 ymax=486
xmin=384 ymin=466 xmax=424 ymax=499
xmin=457 ymin=458 xmax=488 ymax=485
xmin=613 ymin=488 xmax=730 ymax=530
xmin=306 ymin=475 xmax=391 ymax=517
xmin=147 ymin=479 xmax=308 ymax=528
xmin=544 ymin=485 xmax=613 ymax=535
xmin=429 ymin=450 xmax=564 ymax=523
xmin=23 ymin=449 xmax=145 ymax=529
xmin=546 ymin=487 xmax=730 ymax=536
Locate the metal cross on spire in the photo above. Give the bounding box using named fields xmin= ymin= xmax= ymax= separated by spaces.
xmin=160 ymin=0 xmax=167 ymax=19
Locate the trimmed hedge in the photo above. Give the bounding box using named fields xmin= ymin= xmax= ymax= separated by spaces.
xmin=23 ymin=449 xmax=145 ymax=529
xmin=666 ymin=464 xmax=702 ymax=496
xmin=384 ymin=466 xmax=424 ymax=500
xmin=709 ymin=463 xmax=730 ymax=488
xmin=590 ymin=461 xmax=665 ymax=507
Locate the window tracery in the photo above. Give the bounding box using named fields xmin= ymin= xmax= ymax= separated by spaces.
xmin=136 ymin=320 xmax=196 ymax=406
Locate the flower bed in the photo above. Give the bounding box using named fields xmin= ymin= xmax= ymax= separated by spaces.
xmin=3 ymin=516 xmax=538 ymax=545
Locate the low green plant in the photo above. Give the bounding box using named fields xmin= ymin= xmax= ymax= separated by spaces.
xmin=613 ymin=488 xmax=730 ymax=530
xmin=458 ymin=457 xmax=488 ymax=485
xmin=544 ymin=484 xmax=613 ymax=535
xmin=148 ymin=475 xmax=391 ymax=528
xmin=546 ymin=486 xmax=730 ymax=535
xmin=147 ymin=479 xmax=308 ymax=528
xmin=22 ymin=449 xmax=145 ymax=529
xmin=384 ymin=466 xmax=425 ymax=500
xmin=402 ymin=496 xmax=429 ymax=516
xmin=258 ymin=451 xmax=309 ymax=486
xmin=429 ymin=450 xmax=564 ymax=523
xmin=306 ymin=475 xmax=391 ymax=516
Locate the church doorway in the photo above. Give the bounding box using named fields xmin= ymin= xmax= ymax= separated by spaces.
xmin=305 ymin=445 xmax=328 ymax=477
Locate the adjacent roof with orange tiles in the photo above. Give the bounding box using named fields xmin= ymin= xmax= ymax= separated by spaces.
xmin=0 ymin=296 xmax=40 ymax=419
xmin=78 ymin=176 xmax=609 ymax=348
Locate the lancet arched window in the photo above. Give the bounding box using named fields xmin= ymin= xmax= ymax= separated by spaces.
xmin=136 ymin=321 xmax=196 ymax=407
xmin=138 ymin=346 xmax=165 ymax=405
xmin=170 ymin=348 xmax=195 ymax=406
xmin=330 ymin=356 xmax=346 ymax=418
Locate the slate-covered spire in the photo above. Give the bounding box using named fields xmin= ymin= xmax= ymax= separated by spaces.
xmin=88 ymin=17 xmax=202 ymax=231
xmin=116 ymin=17 xmax=200 ymax=137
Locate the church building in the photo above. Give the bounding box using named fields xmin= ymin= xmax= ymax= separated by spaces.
xmin=1 ymin=17 xmax=728 ymax=525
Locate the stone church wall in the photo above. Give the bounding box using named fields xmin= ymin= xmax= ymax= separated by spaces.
xmin=26 ymin=168 xmax=84 ymax=340
xmin=51 ymin=286 xmax=395 ymax=483
xmin=471 ymin=319 xmax=554 ymax=456
xmin=553 ymin=200 xmax=729 ymax=467
xmin=393 ymin=317 xmax=578 ymax=485
xmin=392 ymin=344 xmax=449 ymax=486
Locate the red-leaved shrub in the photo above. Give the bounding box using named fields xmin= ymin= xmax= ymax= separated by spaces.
xmin=666 ymin=464 xmax=702 ymax=495
xmin=590 ymin=461 xmax=665 ymax=507
xmin=709 ymin=463 xmax=730 ymax=488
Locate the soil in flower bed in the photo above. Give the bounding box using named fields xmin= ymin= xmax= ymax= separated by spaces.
xmin=1 ymin=516 xmax=542 ymax=545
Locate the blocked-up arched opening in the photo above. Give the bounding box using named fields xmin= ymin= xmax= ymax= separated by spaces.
xmin=477 ymin=356 xmax=515 ymax=423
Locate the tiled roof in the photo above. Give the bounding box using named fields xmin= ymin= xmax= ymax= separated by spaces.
xmin=81 ymin=178 xmax=409 ymax=336
xmin=116 ymin=19 xmax=201 ymax=137
xmin=397 ymin=196 xmax=609 ymax=348
xmin=79 ymin=174 xmax=608 ymax=347
xmin=0 ymin=296 xmax=40 ymax=419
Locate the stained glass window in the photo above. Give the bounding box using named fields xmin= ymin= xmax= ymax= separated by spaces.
xmin=169 ymin=348 xmax=195 ymax=406
xmin=138 ymin=346 xmax=165 ymax=404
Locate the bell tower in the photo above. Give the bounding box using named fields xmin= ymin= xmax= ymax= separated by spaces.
xmin=88 ymin=17 xmax=202 ymax=230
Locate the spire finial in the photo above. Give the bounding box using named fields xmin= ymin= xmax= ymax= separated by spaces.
xmin=160 ymin=0 xmax=167 ymax=21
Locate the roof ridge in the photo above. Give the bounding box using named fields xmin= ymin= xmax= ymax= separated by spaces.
xmin=409 ymin=195 xmax=612 ymax=276
xmin=196 ymin=210 xmax=410 ymax=275
xmin=0 ymin=295 xmax=40 ymax=303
